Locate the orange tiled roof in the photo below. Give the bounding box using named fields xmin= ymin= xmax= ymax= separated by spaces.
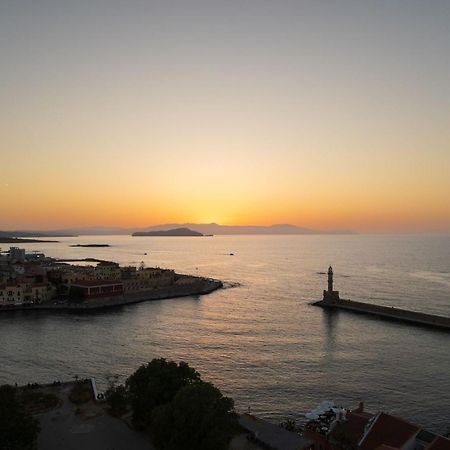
xmin=359 ymin=413 xmax=420 ymax=450
xmin=427 ymin=436 xmax=450 ymax=450
xmin=329 ymin=411 xmax=373 ymax=445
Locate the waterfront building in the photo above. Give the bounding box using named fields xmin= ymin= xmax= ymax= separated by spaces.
xmin=69 ymin=280 xmax=124 ymax=300
xmin=122 ymin=267 xmax=176 ymax=292
xmin=95 ymin=261 xmax=121 ymax=280
xmin=9 ymin=247 xmax=26 ymax=263
xmin=0 ymin=280 xmax=54 ymax=305
xmin=60 ymin=267 xmax=95 ymax=285
xmin=0 ymin=281 xmax=26 ymax=304
xmin=12 ymin=262 xmax=25 ymax=275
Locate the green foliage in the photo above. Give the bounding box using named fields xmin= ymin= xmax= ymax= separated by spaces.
xmin=126 ymin=358 xmax=200 ymax=428
xmin=0 ymin=385 xmax=41 ymax=450
xmin=150 ymin=382 xmax=238 ymax=450
xmin=105 ymin=384 xmax=128 ymax=417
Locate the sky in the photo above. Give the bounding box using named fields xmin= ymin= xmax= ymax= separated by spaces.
xmin=1 ymin=0 xmax=449 ymax=232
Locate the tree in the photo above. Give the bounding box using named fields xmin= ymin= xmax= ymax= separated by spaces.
xmin=150 ymin=381 xmax=238 ymax=450
xmin=105 ymin=384 xmax=128 ymax=417
xmin=126 ymin=358 xmax=200 ymax=428
xmin=0 ymin=385 xmax=40 ymax=450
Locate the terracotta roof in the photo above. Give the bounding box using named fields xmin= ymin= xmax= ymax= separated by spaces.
xmin=329 ymin=411 xmax=373 ymax=445
xmin=427 ymin=436 xmax=450 ymax=450
xmin=359 ymin=413 xmax=420 ymax=450
xmin=375 ymin=445 xmax=399 ymax=450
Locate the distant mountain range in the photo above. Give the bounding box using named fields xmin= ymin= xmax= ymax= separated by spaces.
xmin=0 ymin=224 xmax=355 ymax=236
xmin=133 ymin=223 xmax=355 ymax=235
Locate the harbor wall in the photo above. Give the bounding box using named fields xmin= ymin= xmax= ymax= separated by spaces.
xmin=313 ymin=298 xmax=450 ymax=330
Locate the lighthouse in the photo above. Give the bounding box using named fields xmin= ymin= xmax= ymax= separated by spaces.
xmin=328 ymin=266 xmax=333 ymax=292
xmin=323 ymin=266 xmax=340 ymax=303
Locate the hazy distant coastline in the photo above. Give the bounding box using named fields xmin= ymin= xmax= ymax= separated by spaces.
xmin=1 ymin=223 xmax=356 ymax=236
xmin=0 ymin=237 xmax=59 ymax=244
xmin=0 ymin=231 xmax=75 ymax=238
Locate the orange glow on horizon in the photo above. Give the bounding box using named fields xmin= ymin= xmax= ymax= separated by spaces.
xmin=1 ymin=3 xmax=449 ymax=233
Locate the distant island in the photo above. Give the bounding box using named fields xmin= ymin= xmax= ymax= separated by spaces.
xmin=69 ymin=244 xmax=111 ymax=247
xmin=133 ymin=227 xmax=204 ymax=237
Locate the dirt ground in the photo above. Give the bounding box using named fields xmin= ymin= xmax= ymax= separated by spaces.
xmin=34 ymin=382 xmax=153 ymax=450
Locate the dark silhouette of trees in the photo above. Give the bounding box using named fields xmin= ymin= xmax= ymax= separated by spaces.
xmin=124 ymin=358 xmax=238 ymax=449
xmin=126 ymin=358 xmax=200 ymax=429
xmin=105 ymin=384 xmax=128 ymax=417
xmin=150 ymin=382 xmax=237 ymax=450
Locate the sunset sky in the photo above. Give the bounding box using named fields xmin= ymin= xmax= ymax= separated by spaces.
xmin=1 ymin=1 xmax=449 ymax=232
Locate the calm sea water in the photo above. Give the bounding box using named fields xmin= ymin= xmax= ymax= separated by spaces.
xmin=0 ymin=235 xmax=449 ymax=432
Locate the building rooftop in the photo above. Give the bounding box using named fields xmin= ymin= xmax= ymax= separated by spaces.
xmin=70 ymin=280 xmax=123 ymax=287
xmin=240 ymin=414 xmax=312 ymax=450
xmin=427 ymin=436 xmax=450 ymax=450
xmin=359 ymin=413 xmax=420 ymax=450
xmin=329 ymin=410 xmax=374 ymax=445
xmin=417 ymin=430 xmax=438 ymax=444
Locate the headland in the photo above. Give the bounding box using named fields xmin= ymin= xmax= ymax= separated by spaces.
xmin=0 ymin=246 xmax=222 ymax=312
xmin=313 ymin=267 xmax=450 ymax=331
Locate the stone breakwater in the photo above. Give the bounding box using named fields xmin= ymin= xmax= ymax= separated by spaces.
xmin=313 ymin=298 xmax=450 ymax=331
xmin=0 ymin=277 xmax=222 ymax=312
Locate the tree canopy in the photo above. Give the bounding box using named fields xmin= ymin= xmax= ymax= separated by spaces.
xmin=126 ymin=358 xmax=201 ymax=428
xmin=150 ymin=382 xmax=238 ymax=450
xmin=124 ymin=358 xmax=238 ymax=449
xmin=0 ymin=385 xmax=41 ymax=450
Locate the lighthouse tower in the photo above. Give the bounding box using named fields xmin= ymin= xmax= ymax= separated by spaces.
xmin=323 ymin=266 xmax=340 ymax=303
xmin=328 ymin=266 xmax=333 ymax=292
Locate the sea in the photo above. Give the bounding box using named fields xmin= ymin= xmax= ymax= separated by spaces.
xmin=0 ymin=234 xmax=449 ymax=432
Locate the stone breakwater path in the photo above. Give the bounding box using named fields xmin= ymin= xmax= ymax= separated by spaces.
xmin=0 ymin=277 xmax=223 ymax=313
xmin=312 ymin=298 xmax=450 ymax=331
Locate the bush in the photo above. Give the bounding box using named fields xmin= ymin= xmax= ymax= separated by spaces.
xmin=105 ymin=384 xmax=128 ymax=417
xmin=0 ymin=385 xmax=40 ymax=450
